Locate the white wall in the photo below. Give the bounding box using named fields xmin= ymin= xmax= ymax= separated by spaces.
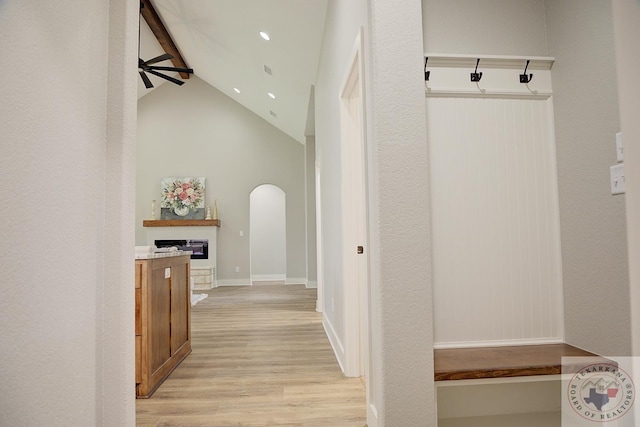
xmin=422 ymin=0 xmax=547 ymax=55
xmin=612 ymin=0 xmax=640 ymax=356
xmin=367 ymin=0 xmax=435 ymax=423
xmin=250 ymin=184 xmax=286 ymax=280
xmin=423 ymin=0 xmax=561 ymax=349
xmin=421 ymin=0 xmax=632 ymax=356
xmin=136 ymin=76 xmax=307 ymax=284
xmin=0 ymin=1 xmax=137 ymax=426
xmin=316 ymin=0 xmax=435 ymax=424
xmin=428 ymin=96 xmax=564 ymax=347
xmin=546 ymin=0 xmax=630 ymax=356
xmin=315 ymin=0 xmax=369 ymax=362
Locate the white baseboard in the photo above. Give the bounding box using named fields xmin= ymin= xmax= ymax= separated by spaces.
xmin=192 ymin=283 xmax=213 ymax=291
xmin=305 ymin=280 xmax=317 ymax=289
xmin=367 ymin=404 xmax=379 ymax=427
xmin=285 ymin=277 xmax=307 ymax=285
xmin=217 ymin=278 xmax=315 ymax=287
xmin=251 ymin=274 xmax=286 ymax=281
xmin=322 ymin=315 xmax=346 ymax=374
xmin=216 ymin=279 xmax=252 ymax=287
xmin=433 ymin=337 xmax=564 ymax=349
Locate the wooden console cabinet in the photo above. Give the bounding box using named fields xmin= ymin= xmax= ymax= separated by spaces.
xmin=135 ymin=253 xmax=192 ymax=398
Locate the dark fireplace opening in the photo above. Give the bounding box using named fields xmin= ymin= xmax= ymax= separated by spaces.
xmin=155 ymin=239 xmax=208 ymax=260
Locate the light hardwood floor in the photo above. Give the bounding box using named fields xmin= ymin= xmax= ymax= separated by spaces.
xmin=136 ymin=283 xmax=366 ymax=427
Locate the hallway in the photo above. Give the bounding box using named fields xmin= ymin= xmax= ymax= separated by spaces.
xmin=136 ymin=283 xmax=366 ymax=426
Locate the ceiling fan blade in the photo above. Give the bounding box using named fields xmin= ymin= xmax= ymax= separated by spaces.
xmin=147 ymin=65 xmax=194 ymax=74
xmin=147 ymin=69 xmax=185 ymax=86
xmin=139 ymin=71 xmax=154 ymax=89
xmin=144 ymin=53 xmax=174 ymax=65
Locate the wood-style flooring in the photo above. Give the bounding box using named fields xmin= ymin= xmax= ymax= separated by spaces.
xmin=136 ymin=283 xmax=366 ymax=427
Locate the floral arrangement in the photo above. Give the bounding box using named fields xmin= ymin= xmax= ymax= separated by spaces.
xmin=160 ymin=177 xmax=205 ymax=211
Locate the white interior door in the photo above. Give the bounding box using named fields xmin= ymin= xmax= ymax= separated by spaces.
xmin=340 ymin=29 xmax=370 ymax=379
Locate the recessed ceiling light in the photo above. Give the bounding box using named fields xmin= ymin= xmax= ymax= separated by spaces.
xmin=268 ymin=92 xmax=276 ymax=99
xmin=233 ymin=87 xmax=240 ymax=93
xmin=259 ymin=31 xmax=270 ymax=41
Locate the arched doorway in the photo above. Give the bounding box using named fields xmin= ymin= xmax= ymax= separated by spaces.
xmin=249 ymin=184 xmax=286 ymax=282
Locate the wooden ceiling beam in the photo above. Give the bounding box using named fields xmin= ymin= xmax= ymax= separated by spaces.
xmin=140 ymin=0 xmax=190 ymax=79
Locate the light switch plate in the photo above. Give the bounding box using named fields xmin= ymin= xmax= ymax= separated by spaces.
xmin=165 ymin=267 xmax=171 ymax=278
xmin=610 ymin=164 xmax=625 ymax=195
xmin=616 ymin=132 xmax=624 ymax=162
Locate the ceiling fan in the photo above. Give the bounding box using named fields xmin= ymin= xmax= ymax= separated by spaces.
xmin=138 ymin=2 xmax=193 ymax=89
xmin=138 ymin=53 xmax=193 ymax=89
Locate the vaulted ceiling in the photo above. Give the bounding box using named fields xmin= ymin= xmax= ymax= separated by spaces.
xmin=137 ymin=0 xmax=328 ymax=144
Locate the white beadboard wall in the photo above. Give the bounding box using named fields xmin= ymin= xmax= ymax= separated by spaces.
xmin=426 ymin=56 xmax=564 ymax=347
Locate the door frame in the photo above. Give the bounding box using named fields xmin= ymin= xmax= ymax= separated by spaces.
xmin=315 ymin=163 xmax=324 ymax=312
xmin=339 ymin=27 xmax=370 ymax=380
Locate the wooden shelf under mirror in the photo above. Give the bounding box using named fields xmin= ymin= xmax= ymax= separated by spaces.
xmin=143 ymin=219 xmax=220 ymax=227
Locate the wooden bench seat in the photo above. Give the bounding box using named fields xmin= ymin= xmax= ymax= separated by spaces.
xmin=434 ymin=343 xmax=604 ymax=381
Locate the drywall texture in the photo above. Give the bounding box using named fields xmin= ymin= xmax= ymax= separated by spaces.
xmin=317 ymin=1 xmax=436 ymax=423
xmin=612 ymin=0 xmax=640 ymax=356
xmin=136 ymin=77 xmax=307 ymax=283
xmin=103 ymin=0 xmax=139 ymax=424
xmin=422 ymin=0 xmax=547 ymax=55
xmin=368 ymin=0 xmax=435 ymax=424
xmin=613 ymin=0 xmax=640 ymax=356
xmin=546 ymin=0 xmax=631 ymax=356
xmin=305 ymin=138 xmax=318 ymax=284
xmin=0 ymin=1 xmax=136 ymax=426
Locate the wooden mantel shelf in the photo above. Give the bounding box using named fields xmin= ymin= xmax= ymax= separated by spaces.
xmin=143 ymin=219 xmax=220 ymax=227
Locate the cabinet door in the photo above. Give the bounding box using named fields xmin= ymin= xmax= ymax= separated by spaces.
xmin=150 ymin=267 xmax=171 ymax=373
xmin=171 ymin=261 xmax=189 ymax=353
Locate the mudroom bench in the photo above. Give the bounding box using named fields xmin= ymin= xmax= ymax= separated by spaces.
xmin=434 ymin=343 xmax=601 ymax=381
xmin=434 ymin=343 xmax=606 ymax=426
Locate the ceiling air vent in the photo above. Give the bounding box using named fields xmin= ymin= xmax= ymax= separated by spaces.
xmin=269 ymin=110 xmax=278 ymax=118
xmin=264 ymin=65 xmax=273 ymax=76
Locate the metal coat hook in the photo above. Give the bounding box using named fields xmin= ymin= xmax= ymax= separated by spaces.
xmin=520 ymin=60 xmax=533 ymax=83
xmin=470 ymin=58 xmax=483 ymax=82
xmin=424 ymin=57 xmax=430 ymax=81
